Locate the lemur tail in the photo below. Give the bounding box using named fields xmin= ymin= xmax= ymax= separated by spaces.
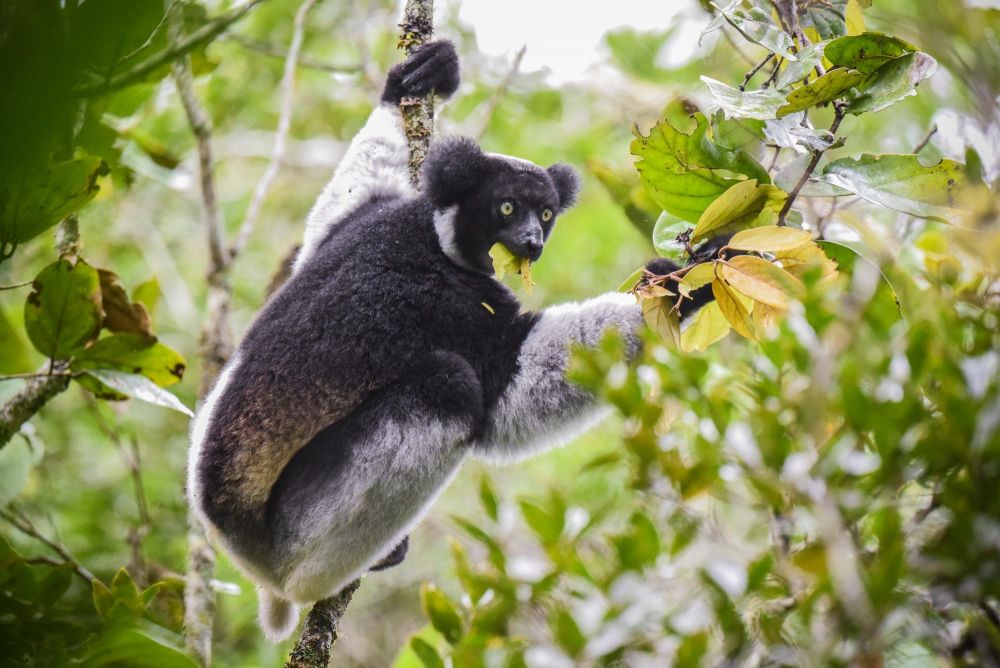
xmin=258 ymin=587 xmax=299 ymax=643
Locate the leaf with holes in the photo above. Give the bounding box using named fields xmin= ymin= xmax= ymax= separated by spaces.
xmin=818 ymin=154 xmax=969 ymax=222
xmin=692 ymin=179 xmax=787 ymax=242
xmin=98 ymin=269 xmax=153 ymax=340
xmin=631 ymin=113 xmax=769 ymax=223
xmin=24 ymin=259 xmax=102 ymax=360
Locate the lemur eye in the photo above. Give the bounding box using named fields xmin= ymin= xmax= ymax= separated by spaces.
xmin=499 ymin=200 xmax=515 ymax=217
xmin=541 ymin=208 xmax=553 ymax=222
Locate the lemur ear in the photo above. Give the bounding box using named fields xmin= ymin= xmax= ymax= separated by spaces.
xmin=547 ymin=163 xmax=581 ymax=210
xmin=422 ymin=136 xmax=489 ymax=209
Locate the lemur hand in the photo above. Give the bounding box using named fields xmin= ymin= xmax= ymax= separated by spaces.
xmin=381 ymin=40 xmax=461 ymax=105
xmin=643 ymin=234 xmax=737 ymax=320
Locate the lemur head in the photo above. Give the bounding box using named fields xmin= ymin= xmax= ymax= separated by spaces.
xmin=423 ymin=136 xmax=581 ymax=274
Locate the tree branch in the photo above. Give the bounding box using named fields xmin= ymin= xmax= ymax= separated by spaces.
xmin=225 ymin=33 xmax=362 ymax=74
xmin=0 ymin=507 xmax=96 ymax=585
xmin=74 ymin=0 xmax=266 ymax=98
xmin=776 ymin=104 xmax=846 ymax=226
xmin=284 ymin=2 xmax=438 ymax=664
xmin=231 ymin=0 xmax=320 ymax=260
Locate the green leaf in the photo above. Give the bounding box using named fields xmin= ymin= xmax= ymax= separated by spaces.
xmin=550 ymin=608 xmax=586 ymax=658
xmin=652 ymin=212 xmax=690 ymax=261
xmin=72 ymin=334 xmax=186 ymax=387
xmin=131 ymin=277 xmax=162 ymax=323
xmin=77 ymin=620 xmax=197 ymax=668
xmin=24 ymin=259 xmax=102 ymax=360
xmin=825 ymin=33 xmax=918 ymax=74
xmin=778 ymin=68 xmax=866 ymax=117
xmin=478 ymin=475 xmax=499 ymax=522
xmin=0 ymin=157 xmax=108 ymax=249
xmin=81 ymin=370 xmax=193 ymax=416
xmin=764 ymin=113 xmax=836 ymax=153
xmin=420 ymin=584 xmax=464 ymax=645
xmin=613 ymin=512 xmax=662 ymax=570
xmin=409 ymin=637 xmax=445 ymax=668
xmin=691 ymin=179 xmax=787 ymax=242
xmin=631 ymin=113 xmax=769 ymax=223
xmin=451 ymin=517 xmax=507 ymax=570
xmin=675 ymin=632 xmax=709 ymax=668
xmin=587 ymin=158 xmax=662 ymax=237
xmin=98 ymin=270 xmax=153 ymax=339
xmin=711 ymin=2 xmax=797 ymax=59
xmin=799 ymin=0 xmax=851 ymax=39
xmin=701 ymin=77 xmax=786 ymax=121
xmin=617 ymin=268 xmax=645 ymax=293
xmin=818 ymin=154 xmax=969 ymax=221
xmin=36 ymin=563 xmax=74 ymax=609
xmin=519 ymin=499 xmax=564 ymax=546
xmin=847 ymin=52 xmax=937 ymax=115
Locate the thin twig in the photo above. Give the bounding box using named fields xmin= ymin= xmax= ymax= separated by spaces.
xmin=74 ymin=0 xmax=265 ymax=97
xmin=777 ymin=104 xmax=847 ymax=226
xmin=474 ymin=45 xmax=527 ymax=139
xmin=740 ymin=53 xmax=775 ymax=91
xmin=0 ymin=508 xmax=96 ymax=584
xmin=226 ymin=33 xmax=361 ymax=74
xmin=913 ymin=124 xmax=938 ymax=154
xmin=0 ymin=279 xmax=32 ymax=290
xmin=0 ymin=370 xmax=76 ymax=382
xmin=231 ymin=0 xmax=321 ymax=260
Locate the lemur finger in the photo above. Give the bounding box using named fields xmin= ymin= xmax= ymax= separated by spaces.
xmin=400 ymin=49 xmax=459 ymax=97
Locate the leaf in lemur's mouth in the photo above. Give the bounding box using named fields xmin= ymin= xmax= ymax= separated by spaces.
xmin=489 ymin=242 xmax=534 ymax=293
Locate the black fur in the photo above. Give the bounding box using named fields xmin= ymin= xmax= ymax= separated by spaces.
xmin=381 ymin=40 xmax=460 ymax=104
xmin=645 ymin=235 xmax=735 ymax=320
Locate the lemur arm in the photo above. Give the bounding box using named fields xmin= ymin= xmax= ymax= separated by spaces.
xmin=295 ymin=41 xmax=460 ymax=271
xmin=471 ymin=292 xmax=642 ymax=463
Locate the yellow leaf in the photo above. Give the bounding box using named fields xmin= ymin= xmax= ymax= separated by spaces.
xmin=775 ymin=243 xmax=838 ymax=281
xmin=643 ymin=297 xmax=681 ymax=349
xmin=846 ymin=0 xmax=866 ymax=36
xmin=692 ymin=179 xmax=787 ymax=242
xmin=712 ymin=278 xmax=755 ymax=340
xmin=721 ymin=255 xmax=805 ymax=308
xmin=679 ymin=261 xmax=717 ymax=290
xmin=681 ymin=302 xmax=731 ymax=352
xmin=728 ymin=226 xmax=814 ymax=253
xmin=752 ymin=301 xmax=784 ymax=334
xmin=481 ymin=302 xmax=495 ymax=315
xmin=489 ymin=242 xmax=533 ymax=292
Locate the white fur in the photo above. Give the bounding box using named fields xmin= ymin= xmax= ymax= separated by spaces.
xmin=473 ymin=292 xmax=641 ymax=463
xmin=295 ymin=104 xmax=413 ymax=272
xmin=433 ymin=205 xmax=477 ymax=270
xmin=187 ymin=354 xmax=241 ymax=524
xmin=258 ymin=587 xmax=299 ymax=642
xmin=280 ymin=418 xmax=469 ymax=602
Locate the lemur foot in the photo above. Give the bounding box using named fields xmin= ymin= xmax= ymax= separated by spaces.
xmin=382 ymin=40 xmax=460 ymax=104
xmin=369 ymin=535 xmax=409 ymax=571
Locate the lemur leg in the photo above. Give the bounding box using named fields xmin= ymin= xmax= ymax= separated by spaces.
xmin=265 ymin=351 xmax=482 ymax=603
xmin=472 ymin=293 xmax=642 ymax=464
xmin=295 ymin=41 xmax=459 ymax=271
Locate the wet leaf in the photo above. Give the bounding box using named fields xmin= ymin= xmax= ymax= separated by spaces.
xmin=692 ymin=179 xmax=787 ymax=242
xmin=764 ymin=113 xmax=835 ymax=154
xmin=631 ymin=113 xmax=769 ymax=223
xmin=712 ymin=278 xmax=755 ymax=339
xmin=847 ymin=52 xmax=937 ymax=115
xmin=81 ymin=370 xmax=192 ymax=416
xmin=818 ymin=154 xmax=969 ymax=221
xmin=24 ymin=259 xmax=102 ymax=360
xmin=681 ymin=301 xmax=731 ymax=352
xmin=775 ymin=41 xmax=828 ymax=89
xmin=728 ymin=226 xmax=814 ymax=252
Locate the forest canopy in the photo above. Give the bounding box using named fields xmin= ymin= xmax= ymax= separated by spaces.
xmin=0 ymin=0 xmax=998 ymax=666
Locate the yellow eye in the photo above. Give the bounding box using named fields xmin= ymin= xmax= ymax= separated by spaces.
xmin=541 ymin=208 xmax=553 ymax=222
xmin=499 ymin=201 xmax=515 ymax=216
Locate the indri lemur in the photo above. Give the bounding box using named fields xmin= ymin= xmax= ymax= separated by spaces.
xmin=188 ymin=40 xmax=717 ymax=641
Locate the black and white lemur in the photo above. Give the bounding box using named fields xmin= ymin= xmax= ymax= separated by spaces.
xmin=188 ymin=40 xmax=718 ymax=641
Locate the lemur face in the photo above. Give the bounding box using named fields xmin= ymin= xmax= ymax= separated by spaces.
xmin=424 ymin=137 xmax=581 ymax=274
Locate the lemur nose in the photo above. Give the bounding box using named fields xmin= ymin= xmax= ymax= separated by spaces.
xmin=525 ymin=240 xmax=543 ymax=261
